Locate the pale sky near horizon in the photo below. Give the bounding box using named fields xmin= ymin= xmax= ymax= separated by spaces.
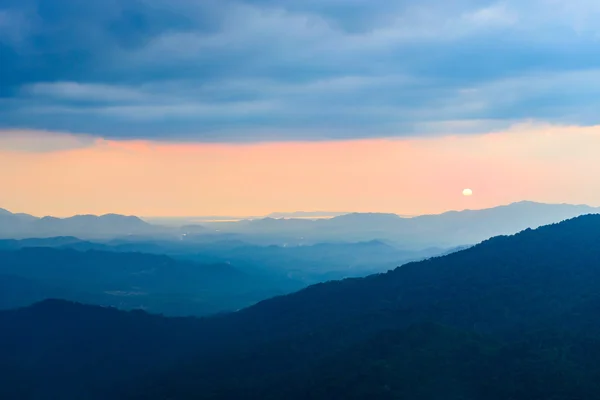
xmin=2 ymin=123 xmax=599 ymax=218
xmin=2 ymin=0 xmax=600 ymax=217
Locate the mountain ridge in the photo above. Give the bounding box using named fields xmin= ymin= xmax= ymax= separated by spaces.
xmin=4 ymin=214 xmax=600 ymax=398
xmin=204 ymin=201 xmax=600 ymax=247
xmin=0 ymin=209 xmax=170 ymax=239
xmin=2 ymin=201 xmax=600 ymax=248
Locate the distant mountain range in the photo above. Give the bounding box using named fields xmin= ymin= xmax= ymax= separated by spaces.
xmin=0 ymin=209 xmax=181 ymax=239
xmin=204 ymin=201 xmax=600 ymax=248
xmin=0 ymin=208 xmax=163 ymax=239
xmin=3 ymin=214 xmax=600 ymax=398
xmin=2 ymin=201 xmax=599 ymax=248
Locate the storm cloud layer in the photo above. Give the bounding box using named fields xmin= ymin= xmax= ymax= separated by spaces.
xmin=1 ymin=0 xmax=600 ymax=142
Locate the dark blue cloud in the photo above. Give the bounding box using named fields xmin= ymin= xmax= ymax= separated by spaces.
xmin=1 ymin=0 xmax=600 ymax=142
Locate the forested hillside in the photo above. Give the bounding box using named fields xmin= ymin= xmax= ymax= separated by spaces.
xmin=2 ymin=215 xmax=600 ymax=399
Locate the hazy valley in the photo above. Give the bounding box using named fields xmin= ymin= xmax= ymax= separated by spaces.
xmin=3 ymin=213 xmax=600 ymax=399
xmin=1 ymin=201 xmax=597 ymax=317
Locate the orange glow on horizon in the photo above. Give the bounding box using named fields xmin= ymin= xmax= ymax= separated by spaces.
xmin=2 ymin=124 xmax=600 ymax=218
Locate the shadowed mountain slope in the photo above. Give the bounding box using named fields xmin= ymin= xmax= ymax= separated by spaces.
xmin=3 ymin=214 xmax=600 ymax=399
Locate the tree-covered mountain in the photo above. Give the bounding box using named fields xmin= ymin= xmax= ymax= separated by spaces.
xmin=2 ymin=214 xmax=600 ymax=398
xmin=0 ymin=274 xmax=76 ymax=311
xmin=0 ymin=300 xmax=208 ymax=399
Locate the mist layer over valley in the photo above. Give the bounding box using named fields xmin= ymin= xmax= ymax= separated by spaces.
xmin=1 ymin=201 xmax=596 ymax=316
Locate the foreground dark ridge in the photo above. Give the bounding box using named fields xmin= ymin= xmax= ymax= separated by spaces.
xmin=2 ymin=214 xmax=600 ymax=399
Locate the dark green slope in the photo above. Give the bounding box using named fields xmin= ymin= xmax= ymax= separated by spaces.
xmin=2 ymin=214 xmax=600 ymax=399
xmin=167 ymin=324 xmax=600 ymax=400
xmin=215 ymin=213 xmax=600 ymax=341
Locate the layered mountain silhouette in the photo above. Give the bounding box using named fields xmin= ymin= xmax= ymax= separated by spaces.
xmin=1 ymin=201 xmax=598 ymax=247
xmin=205 ymin=201 xmax=600 ymax=247
xmin=0 ymin=210 xmax=167 ymax=239
xmin=0 ymin=247 xmax=298 ymax=316
xmin=0 ymin=237 xmax=445 ymax=313
xmin=2 ymin=214 xmax=600 ymax=399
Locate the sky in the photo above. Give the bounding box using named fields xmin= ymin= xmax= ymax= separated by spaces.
xmin=1 ymin=0 xmax=600 ymax=217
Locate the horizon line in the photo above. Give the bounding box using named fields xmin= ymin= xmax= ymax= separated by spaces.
xmin=4 ymin=200 xmax=597 ymax=222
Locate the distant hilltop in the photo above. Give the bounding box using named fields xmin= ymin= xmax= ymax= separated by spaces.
xmin=0 ymin=209 xmax=165 ymax=239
